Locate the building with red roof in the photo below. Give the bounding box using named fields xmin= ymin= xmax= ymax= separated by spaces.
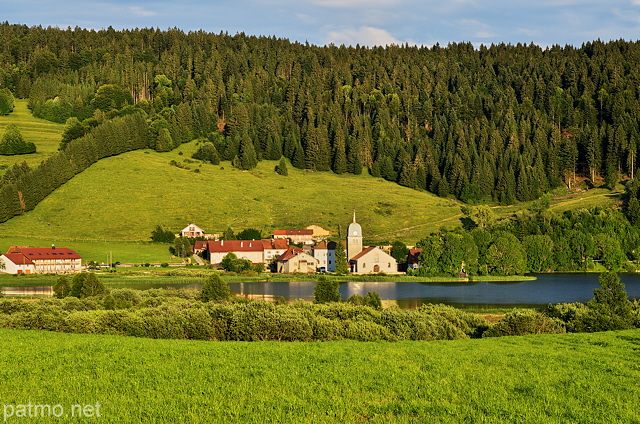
xmin=205 ymin=239 xmax=289 ymax=266
xmin=275 ymin=248 xmax=319 ymax=273
xmin=273 ymin=229 xmax=314 ymax=245
xmin=2 ymin=246 xmax=82 ymax=274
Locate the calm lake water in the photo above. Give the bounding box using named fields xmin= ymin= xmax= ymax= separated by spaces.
xmin=3 ymin=274 xmax=639 ymax=309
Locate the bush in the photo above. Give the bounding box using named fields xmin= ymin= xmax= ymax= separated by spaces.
xmin=363 ymin=291 xmax=382 ymax=310
xmin=201 ymin=274 xmax=231 ymax=302
xmin=313 ymin=276 xmax=341 ymax=303
xmin=483 ymin=309 xmax=566 ymax=337
xmin=70 ymin=273 xmax=107 ymax=298
xmin=344 ymin=319 xmax=394 ymax=341
xmin=53 ymin=276 xmax=71 ymax=298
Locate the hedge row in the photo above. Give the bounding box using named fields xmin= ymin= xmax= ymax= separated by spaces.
xmin=0 ymin=294 xmax=488 ymax=342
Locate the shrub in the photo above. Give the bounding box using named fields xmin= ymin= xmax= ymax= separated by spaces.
xmin=363 ymin=291 xmax=382 ymax=310
xmin=53 ymin=275 xmax=71 ymax=298
xmin=70 ymin=273 xmax=107 ymax=298
xmin=201 ymin=274 xmax=231 ymax=302
xmin=313 ymin=276 xmax=341 ymax=303
xmin=344 ymin=319 xmax=394 ymax=341
xmin=483 ymin=309 xmax=566 ymax=337
xmin=110 ymin=288 xmax=142 ymax=307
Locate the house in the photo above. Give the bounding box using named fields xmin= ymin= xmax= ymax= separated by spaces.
xmin=205 ymin=239 xmax=289 ymax=266
xmin=192 ymin=240 xmax=208 ymax=255
xmin=313 ymin=240 xmax=337 ymax=272
xmin=276 ymin=248 xmax=319 ymax=273
xmin=0 ymin=253 xmax=35 ymax=274
xmin=273 ymin=229 xmax=314 ymax=245
xmin=2 ymin=246 xmax=82 ymax=274
xmin=179 ymin=224 xmax=219 ymax=240
xmin=345 ymin=213 xmax=399 ymax=274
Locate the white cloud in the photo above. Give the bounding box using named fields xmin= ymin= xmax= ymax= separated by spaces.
xmin=324 ymin=26 xmax=402 ymax=46
xmin=129 ymin=6 xmax=156 ymax=17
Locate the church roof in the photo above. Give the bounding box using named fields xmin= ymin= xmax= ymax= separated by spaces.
xmin=349 ymin=246 xmax=377 ymax=261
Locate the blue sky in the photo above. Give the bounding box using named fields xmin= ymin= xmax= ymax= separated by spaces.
xmin=4 ymin=0 xmax=640 ymax=47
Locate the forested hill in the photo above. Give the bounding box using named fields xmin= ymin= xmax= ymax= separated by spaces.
xmin=1 ymin=24 xmax=639 ymax=205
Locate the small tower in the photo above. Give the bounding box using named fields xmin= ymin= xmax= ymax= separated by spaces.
xmin=346 ymin=210 xmax=363 ymax=259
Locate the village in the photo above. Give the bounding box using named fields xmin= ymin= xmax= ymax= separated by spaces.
xmin=0 ymin=214 xmax=417 ymax=276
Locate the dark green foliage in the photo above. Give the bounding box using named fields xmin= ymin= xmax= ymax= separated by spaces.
xmin=486 ymin=233 xmax=527 ymax=276
xmin=236 ymin=228 xmax=261 ymax=240
xmin=59 ymin=117 xmax=88 ymax=150
xmin=390 ymin=241 xmax=408 ymax=264
xmin=52 ymin=276 xmax=71 ymax=299
xmin=363 ymin=291 xmax=382 ymax=310
xmin=151 ymin=225 xmax=175 ymax=243
xmin=69 ymin=273 xmax=107 ymax=298
xmin=0 ymin=124 xmax=36 ymax=155
xmin=0 ymin=88 xmax=15 ymax=115
xmin=583 ymin=272 xmax=634 ymax=331
xmin=4 ymin=25 xmax=640 ymax=203
xmin=201 ymin=274 xmax=232 ymax=302
xmin=333 ymin=241 xmax=349 ymax=275
xmin=275 ymin=157 xmax=288 ymax=176
xmin=314 ymin=276 xmax=341 ymax=303
xmin=172 ymin=237 xmax=193 ymax=258
xmin=192 ymin=141 xmax=220 ymax=165
xmin=219 ymin=252 xmax=252 ymax=273
xmin=483 ymin=310 xmax=566 ymax=337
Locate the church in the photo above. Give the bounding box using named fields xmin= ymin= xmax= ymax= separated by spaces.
xmin=346 ymin=213 xmax=399 ymax=274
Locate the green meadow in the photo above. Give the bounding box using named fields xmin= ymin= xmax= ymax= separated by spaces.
xmin=0 ymin=328 xmax=638 ymax=423
xmin=0 ymin=100 xmax=64 ymax=172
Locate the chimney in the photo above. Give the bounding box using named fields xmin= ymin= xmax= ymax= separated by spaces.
xmin=51 ymin=244 xmax=56 ymax=250
xmin=241 ymin=242 xmax=244 ymax=248
xmin=221 ymin=240 xmax=224 ymax=246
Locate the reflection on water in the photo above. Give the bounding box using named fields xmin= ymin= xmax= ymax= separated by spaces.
xmin=1 ymin=286 xmax=53 ymax=296
xmin=2 ymin=273 xmax=639 ymax=309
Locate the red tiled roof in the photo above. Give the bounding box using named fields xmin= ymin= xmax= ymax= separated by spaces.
xmin=350 ymin=246 xmax=377 ymax=261
xmin=276 ymin=248 xmax=303 ymax=262
xmin=193 ymin=241 xmax=208 ymax=250
xmin=262 ymin=239 xmax=289 ymax=250
xmin=7 ymin=246 xmax=81 ymax=260
xmin=207 ymin=240 xmax=264 ymax=253
xmin=274 ymin=229 xmax=313 ymax=236
xmin=2 ymin=253 xmax=34 ymax=265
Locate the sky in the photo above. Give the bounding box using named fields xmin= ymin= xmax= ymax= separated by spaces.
xmin=3 ymin=0 xmax=640 ymax=48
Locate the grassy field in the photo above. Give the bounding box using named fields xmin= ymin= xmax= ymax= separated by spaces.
xmin=0 ymin=141 xmax=463 ymax=247
xmin=0 ymin=328 xmax=638 ymax=422
xmin=0 ymin=100 xmax=64 ymax=173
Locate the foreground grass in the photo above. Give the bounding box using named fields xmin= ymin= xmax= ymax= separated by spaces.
xmin=0 ymin=100 xmax=63 ymax=173
xmin=0 ymin=329 xmax=638 ymax=422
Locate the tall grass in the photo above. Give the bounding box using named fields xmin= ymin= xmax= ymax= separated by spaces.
xmin=0 ymin=328 xmax=638 ymax=422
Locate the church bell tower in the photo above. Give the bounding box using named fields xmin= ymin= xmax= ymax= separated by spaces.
xmin=346 ymin=211 xmax=363 ymax=259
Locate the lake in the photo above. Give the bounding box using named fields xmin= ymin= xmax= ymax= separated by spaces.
xmin=2 ymin=274 xmax=639 ymax=308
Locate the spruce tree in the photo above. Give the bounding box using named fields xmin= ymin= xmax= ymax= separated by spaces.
xmin=334 ymin=241 xmax=349 ymax=274
xmin=275 ymin=156 xmax=288 ymax=176
xmin=238 ymin=132 xmax=258 ymax=170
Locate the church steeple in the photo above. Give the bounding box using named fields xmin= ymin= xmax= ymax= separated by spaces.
xmin=346 ymin=211 xmax=363 ymax=259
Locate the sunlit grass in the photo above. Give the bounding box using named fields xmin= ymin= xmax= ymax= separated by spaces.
xmin=0 ymin=100 xmax=64 ymax=173
xmin=0 ymin=328 xmax=638 ymax=422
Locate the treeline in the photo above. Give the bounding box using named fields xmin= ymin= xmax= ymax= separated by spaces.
xmin=0 ymin=113 xmax=149 ymax=222
xmin=412 ymin=204 xmax=640 ymax=276
xmin=1 ymin=24 xmax=640 ymax=202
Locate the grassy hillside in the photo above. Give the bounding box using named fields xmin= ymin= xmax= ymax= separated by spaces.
xmin=0 ymin=141 xmax=463 ymax=244
xmin=0 ymin=328 xmax=638 ymax=422
xmin=0 ymin=99 xmax=64 ymax=172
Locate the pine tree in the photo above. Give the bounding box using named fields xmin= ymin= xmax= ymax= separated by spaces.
xmin=238 ymin=132 xmax=258 ymax=170
xmin=334 ymin=241 xmax=349 ymax=274
xmin=275 ymin=156 xmax=288 ymax=176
